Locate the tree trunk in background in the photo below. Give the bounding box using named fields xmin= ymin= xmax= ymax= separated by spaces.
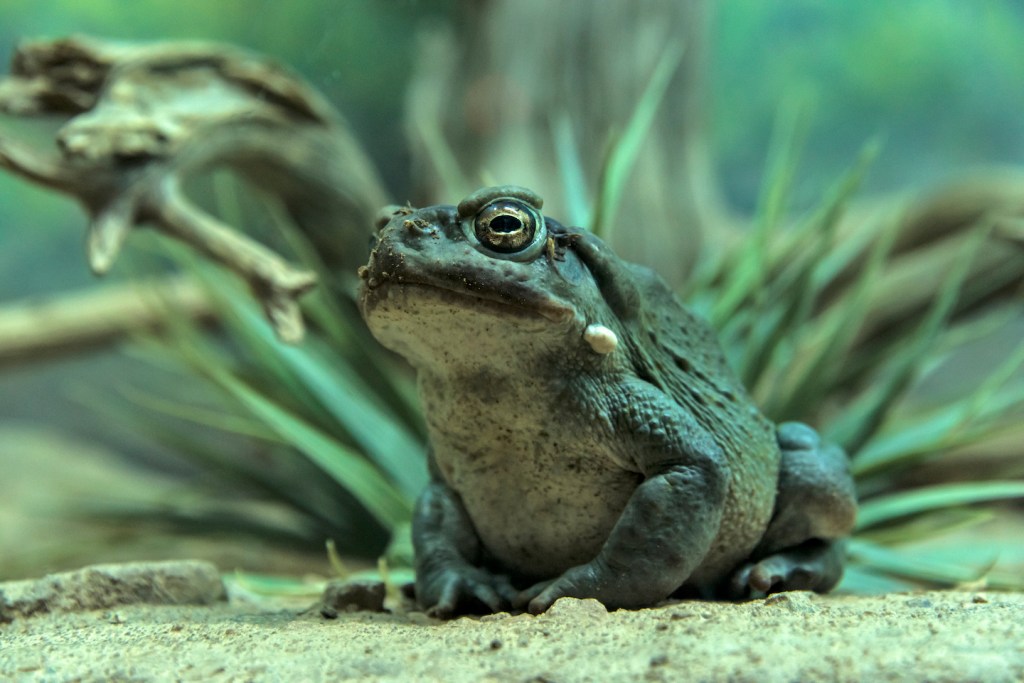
xmin=407 ymin=0 xmax=730 ymax=285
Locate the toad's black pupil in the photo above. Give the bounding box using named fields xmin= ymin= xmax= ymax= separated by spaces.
xmin=490 ymin=214 xmax=522 ymax=233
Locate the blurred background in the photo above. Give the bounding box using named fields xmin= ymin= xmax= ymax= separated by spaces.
xmin=1 ymin=0 xmax=1021 ymax=587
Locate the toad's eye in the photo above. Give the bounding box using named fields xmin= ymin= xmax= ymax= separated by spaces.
xmin=471 ymin=199 xmax=546 ymax=259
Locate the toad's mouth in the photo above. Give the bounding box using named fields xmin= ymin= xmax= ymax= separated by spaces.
xmin=360 ymin=278 xmax=576 ymax=324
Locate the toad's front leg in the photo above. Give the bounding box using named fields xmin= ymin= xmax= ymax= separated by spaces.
xmin=413 ymin=467 xmax=517 ymax=618
xmin=518 ymin=389 xmax=730 ymax=613
xmin=516 ymin=462 xmax=728 ymax=612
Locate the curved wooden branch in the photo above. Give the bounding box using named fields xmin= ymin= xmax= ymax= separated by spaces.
xmin=830 ymin=172 xmax=1024 ymax=347
xmin=151 ymin=176 xmax=316 ymax=343
xmin=0 ymin=276 xmax=213 ymax=369
xmin=0 ymin=35 xmax=389 ymax=342
xmin=0 ymin=136 xmax=77 ymax=191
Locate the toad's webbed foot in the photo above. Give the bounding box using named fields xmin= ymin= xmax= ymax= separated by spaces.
xmin=724 ymin=422 xmax=856 ymax=600
xmin=727 ymin=539 xmax=846 ymax=599
xmin=514 ymin=555 xmax=683 ymax=614
xmin=514 ymin=561 xmax=612 ymax=614
xmin=415 ymin=562 xmax=517 ymax=618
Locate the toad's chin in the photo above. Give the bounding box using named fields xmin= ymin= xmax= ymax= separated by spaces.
xmin=359 ymin=281 xmax=581 ymax=369
xmin=359 ymin=279 xmax=577 ymax=325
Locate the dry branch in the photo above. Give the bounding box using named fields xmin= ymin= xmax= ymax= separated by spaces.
xmin=0 ymin=276 xmax=212 ymax=369
xmin=0 ymin=35 xmax=389 ymax=342
xmin=835 ymin=172 xmax=1024 ymax=347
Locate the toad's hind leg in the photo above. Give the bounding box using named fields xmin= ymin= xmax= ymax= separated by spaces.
xmin=726 ymin=422 xmax=857 ymax=598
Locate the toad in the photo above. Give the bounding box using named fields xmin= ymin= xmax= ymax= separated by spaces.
xmin=358 ymin=185 xmax=857 ymax=617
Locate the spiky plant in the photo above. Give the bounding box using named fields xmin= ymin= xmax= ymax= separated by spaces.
xmin=115 ymin=49 xmax=1024 ymax=594
xmin=1 ymin=32 xmax=1020 ymax=593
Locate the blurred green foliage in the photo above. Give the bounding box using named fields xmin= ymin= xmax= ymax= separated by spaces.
xmin=711 ymin=0 xmax=1024 ymax=208
xmin=104 ymin=47 xmax=1022 ymax=592
xmin=1 ymin=1 xmax=1022 ymax=590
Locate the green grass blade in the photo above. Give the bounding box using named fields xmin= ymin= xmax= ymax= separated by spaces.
xmin=590 ymin=40 xmax=684 ymax=239
xmin=851 ymin=331 xmax=1024 ymax=476
xmin=154 ymin=290 xmax=414 ymax=529
xmin=383 ymin=523 xmax=415 ymax=568
xmin=853 ymin=391 xmax=1024 ymax=476
xmin=257 ymin=331 xmax=427 ymax=499
xmin=837 ymin=564 xmax=919 ymax=594
xmin=229 ymin=571 xmax=326 ymax=598
xmin=113 ymin=382 xmax=280 ymax=441
xmin=957 ymin=337 xmax=1024 ymax=424
xmin=800 ymin=211 xmax=890 ymax=304
xmin=75 ymin=380 xmax=347 ymax=534
xmin=854 ymin=507 xmax=995 ymax=546
xmin=243 ymin=193 xmax=426 ymax=433
xmin=847 ymin=538 xmax=993 ymax=585
xmin=738 ymin=140 xmax=879 ymax=393
xmin=552 ymin=111 xmax=591 ymax=227
xmin=772 ymin=137 xmax=883 ymax=276
xmin=223 ymin=293 xmax=427 ymax=480
xmin=405 ymin=48 xmax=472 ymax=197
xmin=180 ymin=253 xmax=427 ymax=494
xmin=770 ymin=210 xmax=902 ymax=420
xmin=710 ymin=96 xmax=810 ymax=328
xmin=831 ymin=223 xmax=988 ymax=453
xmin=415 ymin=113 xmax=471 ymax=197
xmin=856 ymin=481 xmax=1024 ymax=530
xmin=207 ymin=367 xmax=413 ymax=530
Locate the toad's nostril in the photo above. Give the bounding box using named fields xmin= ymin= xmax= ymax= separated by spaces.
xmin=403 ymin=217 xmax=436 ymax=235
xmin=373 ymin=204 xmax=414 ymax=232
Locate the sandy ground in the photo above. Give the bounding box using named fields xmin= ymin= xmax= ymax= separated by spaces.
xmin=3 ymin=426 xmax=1024 ymax=681
xmin=1 ymin=561 xmax=1023 ymax=682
